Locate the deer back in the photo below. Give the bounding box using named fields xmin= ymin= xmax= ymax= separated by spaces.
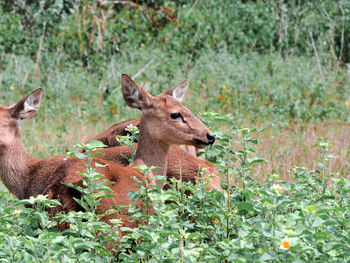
xmin=44 ymin=157 xmax=151 ymax=232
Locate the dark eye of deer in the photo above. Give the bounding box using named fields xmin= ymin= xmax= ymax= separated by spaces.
xmin=170 ymin=113 xmax=185 ymax=122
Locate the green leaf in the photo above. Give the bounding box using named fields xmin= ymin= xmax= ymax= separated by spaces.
xmin=91 ymin=152 xmax=105 ymax=157
xmin=247 ymin=138 xmax=258 ymax=144
xmin=311 ymin=216 xmax=324 ymax=227
xmin=259 ymin=252 xmax=277 ymax=261
xmin=95 ymin=162 xmax=108 ymax=168
xmin=237 ymin=202 xmax=254 ymax=212
xmin=87 ymin=140 xmax=106 ymax=149
xmin=69 ymin=151 xmax=86 ymax=160
xmin=314 ymin=195 xmax=335 ymax=203
xmin=248 ymin=157 xmax=268 ymax=164
xmin=152 ymin=175 xmax=167 ymax=182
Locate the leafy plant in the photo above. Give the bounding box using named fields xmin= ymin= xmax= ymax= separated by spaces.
xmin=116 ymin=124 xmax=139 ymax=164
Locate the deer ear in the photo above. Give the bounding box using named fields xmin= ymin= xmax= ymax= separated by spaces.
xmin=161 ymin=80 xmax=189 ymax=102
xmin=10 ymin=88 xmax=43 ymax=120
xmin=121 ymin=74 xmax=152 ymax=110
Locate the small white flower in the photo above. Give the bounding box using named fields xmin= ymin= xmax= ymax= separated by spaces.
xmin=13 ymin=209 xmax=21 ymax=215
xmin=126 ymin=124 xmax=139 ymax=134
xmin=271 ymin=184 xmax=283 ymax=194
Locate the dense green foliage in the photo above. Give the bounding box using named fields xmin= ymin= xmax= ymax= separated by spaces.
xmin=0 ymin=0 xmax=349 ymax=262
xmin=0 ymin=132 xmax=349 ymax=262
xmin=2 ymin=0 xmax=350 ymax=63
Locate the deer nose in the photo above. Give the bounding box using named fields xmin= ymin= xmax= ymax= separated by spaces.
xmin=207 ymin=133 xmax=216 ymax=144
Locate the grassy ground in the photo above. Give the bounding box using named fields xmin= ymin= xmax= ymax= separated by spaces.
xmin=256 ymin=122 xmax=349 ymax=180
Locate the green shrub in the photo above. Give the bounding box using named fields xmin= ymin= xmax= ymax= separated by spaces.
xmin=0 ymin=126 xmax=349 ymax=262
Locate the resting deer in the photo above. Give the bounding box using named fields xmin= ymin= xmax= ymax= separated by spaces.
xmin=0 ymin=85 xmax=218 ymax=202
xmin=0 ymin=89 xmax=66 ymax=199
xmin=84 ymin=81 xmax=221 ymax=190
xmin=0 ymin=87 xmax=150 ymax=230
xmin=43 ymin=74 xmax=216 ymax=230
xmin=85 ymin=81 xmax=198 ymax=154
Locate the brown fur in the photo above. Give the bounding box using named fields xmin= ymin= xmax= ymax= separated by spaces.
xmin=0 ymin=91 xmax=66 ymax=199
xmin=84 ymin=118 xmax=139 ymax=148
xmin=43 ymin=75 xmax=219 ymax=232
xmin=0 ymin=90 xmax=150 ymax=233
xmin=43 ymin=157 xmax=150 ymax=232
xmin=83 ymin=88 xmax=221 ymax=190
xmin=0 ymin=76 xmax=219 ymax=234
xmin=96 ymin=145 xmax=220 ymax=191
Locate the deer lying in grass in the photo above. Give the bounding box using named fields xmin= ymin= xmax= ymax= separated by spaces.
xmin=0 ymin=89 xmax=152 ymax=231
xmin=44 ymin=74 xmax=215 ymax=231
xmin=84 ymin=81 xmax=221 ymax=190
xmin=0 ymin=76 xmax=217 ymax=233
xmin=0 ymin=86 xmax=148 ymax=229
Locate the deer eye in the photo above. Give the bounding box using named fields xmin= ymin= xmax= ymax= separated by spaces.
xmin=170 ymin=113 xmax=181 ymax=119
xmin=170 ymin=112 xmax=185 ymax=122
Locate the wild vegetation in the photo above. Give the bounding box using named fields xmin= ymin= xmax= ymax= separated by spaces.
xmin=0 ymin=0 xmax=349 ymax=262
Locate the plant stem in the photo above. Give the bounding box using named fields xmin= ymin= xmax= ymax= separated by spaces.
xmin=226 ymin=140 xmax=232 ymax=239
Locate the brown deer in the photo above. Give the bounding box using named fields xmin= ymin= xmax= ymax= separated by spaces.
xmin=84 ymin=81 xmax=221 ymax=190
xmin=0 ymin=89 xmax=151 ymax=232
xmin=0 ymin=88 xmax=66 ymax=200
xmin=84 ymin=80 xmax=190 ymax=148
xmin=42 ymin=74 xmax=217 ymax=230
xmin=0 ymin=86 xmax=149 ymax=230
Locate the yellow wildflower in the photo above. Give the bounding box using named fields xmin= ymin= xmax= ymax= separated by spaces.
xmin=10 ymin=85 xmax=15 ymax=91
xmin=222 ymin=85 xmax=231 ymax=94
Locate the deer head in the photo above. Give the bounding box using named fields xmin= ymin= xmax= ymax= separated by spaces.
xmin=121 ymin=74 xmax=215 ymax=148
xmin=0 ymin=89 xmax=43 ymax=150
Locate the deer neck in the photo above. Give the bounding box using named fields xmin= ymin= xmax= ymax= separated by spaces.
xmin=133 ymin=117 xmax=170 ymax=178
xmin=0 ymin=139 xmax=37 ymax=199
